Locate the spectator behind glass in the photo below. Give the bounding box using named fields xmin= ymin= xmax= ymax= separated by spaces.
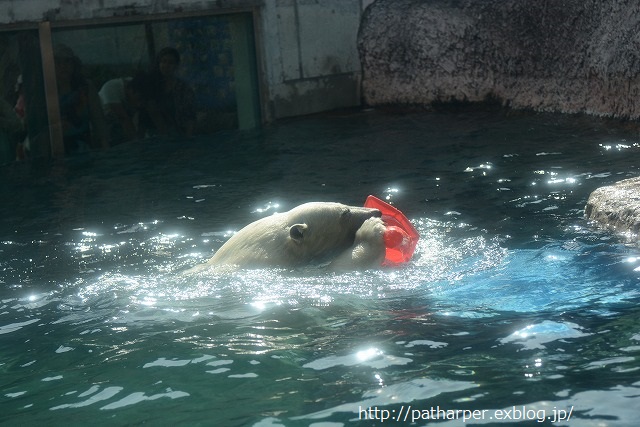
xmin=147 ymin=47 xmax=196 ymax=138
xmin=53 ymin=44 xmax=109 ymax=153
xmin=13 ymin=75 xmax=28 ymax=160
xmin=99 ymin=72 xmax=155 ymax=145
xmin=0 ymin=92 xmax=22 ymax=164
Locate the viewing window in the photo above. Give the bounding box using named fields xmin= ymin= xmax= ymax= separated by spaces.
xmin=0 ymin=11 xmax=260 ymax=160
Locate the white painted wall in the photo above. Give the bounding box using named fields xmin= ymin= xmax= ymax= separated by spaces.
xmin=260 ymin=0 xmax=366 ymax=118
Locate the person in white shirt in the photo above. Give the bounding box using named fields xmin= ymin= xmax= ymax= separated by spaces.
xmin=99 ymin=72 xmax=154 ymax=144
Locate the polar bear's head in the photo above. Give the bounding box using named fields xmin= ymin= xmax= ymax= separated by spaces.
xmin=286 ymin=202 xmax=381 ymax=259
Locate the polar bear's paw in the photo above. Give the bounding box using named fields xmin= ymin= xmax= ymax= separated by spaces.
xmin=355 ymin=217 xmax=386 ymax=243
xmin=330 ymin=217 xmax=386 ymax=270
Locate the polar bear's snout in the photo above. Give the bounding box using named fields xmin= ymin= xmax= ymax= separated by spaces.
xmin=347 ymin=206 xmax=382 ymax=223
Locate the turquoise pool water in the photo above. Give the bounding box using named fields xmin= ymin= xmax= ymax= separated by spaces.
xmin=1 ymin=108 xmax=639 ymax=426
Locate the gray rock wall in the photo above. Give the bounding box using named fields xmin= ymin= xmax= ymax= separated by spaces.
xmin=358 ymin=0 xmax=640 ymax=118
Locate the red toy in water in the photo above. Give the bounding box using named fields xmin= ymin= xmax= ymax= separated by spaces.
xmin=364 ymin=195 xmax=419 ymax=265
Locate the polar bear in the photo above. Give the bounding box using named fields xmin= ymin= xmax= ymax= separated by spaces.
xmin=199 ymin=202 xmax=386 ymax=271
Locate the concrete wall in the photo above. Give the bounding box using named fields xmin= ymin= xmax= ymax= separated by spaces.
xmin=0 ymin=0 xmax=369 ymax=121
xmin=260 ymin=0 xmax=371 ymax=119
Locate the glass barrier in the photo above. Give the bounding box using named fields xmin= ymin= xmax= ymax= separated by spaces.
xmin=0 ymin=30 xmax=49 ymax=163
xmin=1 ymin=11 xmax=260 ymax=160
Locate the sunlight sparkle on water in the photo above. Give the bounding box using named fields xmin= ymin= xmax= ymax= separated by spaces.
xmin=356 ymin=347 xmax=383 ymax=362
xmin=253 ymin=202 xmax=280 ymax=213
xmin=383 ymin=187 xmax=400 ymax=201
xmin=464 ymin=163 xmax=492 ymax=173
xmin=76 ymin=230 xmax=100 ymax=253
xmin=251 ymin=301 xmax=267 ymax=312
xmin=139 ymin=297 xmax=157 ymax=307
xmin=599 ymin=142 xmax=639 ymax=151
xmin=374 ymin=373 xmax=385 ymax=387
xmin=99 ymin=243 xmax=122 ymax=253
xmin=548 ymin=177 xmax=577 ymax=185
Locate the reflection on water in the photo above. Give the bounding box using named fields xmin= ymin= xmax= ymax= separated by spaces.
xmin=1 ymin=109 xmax=640 ymax=426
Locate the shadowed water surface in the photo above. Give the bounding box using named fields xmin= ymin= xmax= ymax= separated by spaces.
xmin=1 ymin=109 xmax=639 ymax=426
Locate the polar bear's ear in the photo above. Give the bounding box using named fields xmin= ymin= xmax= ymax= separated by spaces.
xmin=289 ymin=223 xmax=308 ymax=243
